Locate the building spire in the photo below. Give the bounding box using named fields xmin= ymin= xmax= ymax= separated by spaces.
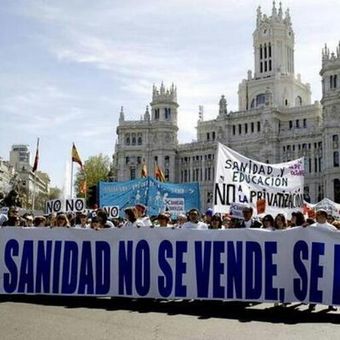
xmin=198 ymin=105 xmax=204 ymax=121
xmin=256 ymin=6 xmax=262 ymax=27
xmin=278 ymin=2 xmax=283 ymax=20
xmin=119 ymin=106 xmax=125 ymax=123
xmin=144 ymin=105 xmax=150 ymax=121
xmin=272 ymin=1 xmax=277 ymax=18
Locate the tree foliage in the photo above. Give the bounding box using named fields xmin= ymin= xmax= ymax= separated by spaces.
xmin=75 ymin=153 xmax=111 ymax=201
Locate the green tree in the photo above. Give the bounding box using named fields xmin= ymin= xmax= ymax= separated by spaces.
xmin=75 ymin=154 xmax=111 ymax=206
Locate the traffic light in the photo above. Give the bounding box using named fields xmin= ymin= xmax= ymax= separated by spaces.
xmin=87 ymin=185 xmax=98 ymax=209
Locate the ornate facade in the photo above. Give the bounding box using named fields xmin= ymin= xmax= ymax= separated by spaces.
xmin=114 ymin=3 xmax=340 ymax=212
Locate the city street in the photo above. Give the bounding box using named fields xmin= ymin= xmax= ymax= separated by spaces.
xmin=0 ymin=296 xmax=339 ymax=340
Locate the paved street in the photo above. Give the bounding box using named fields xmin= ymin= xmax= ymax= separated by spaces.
xmin=0 ymin=296 xmax=339 ymax=340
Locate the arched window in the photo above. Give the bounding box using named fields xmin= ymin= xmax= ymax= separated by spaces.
xmin=256 ymin=94 xmax=265 ymax=107
xmin=132 ymin=133 xmax=136 ymax=145
xmin=260 ymin=45 xmax=263 ymax=60
xmin=125 ymin=134 xmax=130 ymax=145
xmin=165 ymin=108 xmax=171 ymax=120
xmin=137 ymin=133 xmax=142 ymax=145
xmin=330 ymin=75 xmax=333 ymax=89
xmin=296 ymin=96 xmax=302 ymax=106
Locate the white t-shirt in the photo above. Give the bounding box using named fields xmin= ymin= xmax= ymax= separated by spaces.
xmin=123 ymin=220 xmax=145 ymax=229
xmin=138 ymin=216 xmax=153 ymax=227
xmin=74 ymin=223 xmax=90 ymax=229
xmin=182 ymin=221 xmax=208 ymax=230
xmin=312 ymin=222 xmax=338 ymax=231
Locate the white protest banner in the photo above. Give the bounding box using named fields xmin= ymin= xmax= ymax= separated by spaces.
xmin=213 ymin=143 xmax=304 ymax=216
xmin=103 ymin=206 xmax=120 ymax=218
xmin=1 ymin=227 xmax=340 ymax=307
xmin=46 ymin=199 xmax=63 ymax=214
xmin=229 ymin=203 xmax=245 ymax=219
xmin=46 ymin=199 xmax=86 ymax=214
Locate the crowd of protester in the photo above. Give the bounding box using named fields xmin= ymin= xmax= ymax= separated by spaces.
xmin=1 ymin=203 xmax=340 ymax=231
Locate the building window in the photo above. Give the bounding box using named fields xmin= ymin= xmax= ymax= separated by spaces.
xmin=165 ymin=169 xmax=169 ymax=181
xmin=333 ymin=135 xmax=339 ymax=149
xmin=164 ymin=156 xmax=170 ymax=167
xmin=257 ymin=121 xmax=261 ymax=132
xmin=334 ymin=75 xmax=338 ymax=88
xmin=303 ymin=119 xmax=307 ymax=128
xmin=296 ymin=96 xmax=302 ymax=106
xmin=296 ymin=120 xmax=300 ymax=128
xmin=232 ymin=125 xmax=236 ymax=135
xmin=251 ymin=122 xmax=254 ymax=133
xmin=260 ymin=62 xmax=263 ymax=73
xmin=212 ymin=131 xmax=216 ymax=140
xmin=334 ymin=179 xmax=340 ymax=203
xmin=238 ymin=124 xmax=242 ymax=134
xmin=245 ymin=123 xmax=248 ymax=134
xmin=130 ymin=168 xmax=136 ymax=180
xmin=260 ymin=45 xmax=263 ymax=60
xmin=125 ymin=157 xmax=130 ymax=165
xmin=137 ymin=156 xmax=142 ymax=164
xmin=207 ymin=132 xmax=210 ymax=141
xmin=125 ymin=134 xmax=130 ymax=145
xmin=165 ymin=108 xmax=171 ymax=120
xmin=334 ymin=152 xmax=339 ymax=167
xmin=289 ymin=121 xmax=293 ymax=129
xmin=285 ymin=99 xmax=288 ymax=106
xmin=330 ymin=75 xmax=333 ymax=89
xmin=155 ymin=108 xmax=160 ymax=120
xmin=256 ymin=94 xmax=265 ymax=107
xmin=131 ymin=133 xmax=136 ymax=145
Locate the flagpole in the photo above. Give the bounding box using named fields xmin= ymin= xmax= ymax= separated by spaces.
xmin=32 ymin=172 xmax=36 ymax=211
xmin=70 ymin=159 xmax=74 ymax=198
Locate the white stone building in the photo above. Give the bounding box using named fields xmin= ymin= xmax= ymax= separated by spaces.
xmin=114 ymin=3 xmax=340 ymax=212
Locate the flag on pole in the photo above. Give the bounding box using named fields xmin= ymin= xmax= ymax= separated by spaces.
xmin=155 ymin=162 xmax=166 ymax=182
xmin=32 ymin=138 xmax=39 ymax=172
xmin=72 ymin=143 xmax=83 ymax=168
xmin=141 ymin=159 xmax=148 ymax=178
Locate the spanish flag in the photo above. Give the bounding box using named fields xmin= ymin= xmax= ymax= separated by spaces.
xmin=72 ymin=143 xmax=83 ymax=168
xmin=155 ymin=162 xmax=166 ymax=182
xmin=141 ymin=160 xmax=148 ymax=178
xmin=32 ymin=138 xmax=39 ymax=172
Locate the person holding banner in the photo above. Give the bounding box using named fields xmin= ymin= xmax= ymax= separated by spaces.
xmin=123 ymin=207 xmax=144 ymax=228
xmin=74 ymin=211 xmax=90 ymax=229
xmin=273 ymin=213 xmax=288 ymax=230
xmin=261 ymin=214 xmax=275 ymax=230
xmin=311 ymin=209 xmax=338 ymax=232
xmin=239 ymin=206 xmax=262 ymax=228
xmin=55 ymin=213 xmax=70 ymax=227
xmin=208 ymin=214 xmax=223 ymax=229
xmin=155 ymin=212 xmax=172 ymax=228
xmin=182 ymin=208 xmax=208 ymax=230
xmin=135 ymin=203 xmax=152 ymax=227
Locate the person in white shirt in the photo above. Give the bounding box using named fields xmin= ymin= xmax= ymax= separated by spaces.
xmin=123 ymin=207 xmax=144 ymax=229
xmin=182 ymin=208 xmax=208 ymax=230
xmin=135 ymin=203 xmax=153 ymax=227
xmin=74 ymin=212 xmax=90 ymax=229
xmin=311 ymin=209 xmax=337 ymax=231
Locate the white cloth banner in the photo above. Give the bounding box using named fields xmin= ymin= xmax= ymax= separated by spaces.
xmin=213 ymin=143 xmax=304 ymax=216
xmin=1 ymin=227 xmax=340 ymax=306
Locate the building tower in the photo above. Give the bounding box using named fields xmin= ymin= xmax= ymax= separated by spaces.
xmin=238 ymin=1 xmax=311 ymax=110
xmin=320 ymin=42 xmax=340 ymax=202
xmin=149 ymin=83 xmax=179 ymax=181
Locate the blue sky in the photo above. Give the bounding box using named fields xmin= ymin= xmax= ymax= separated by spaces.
xmin=1 ymin=0 xmax=340 ymax=189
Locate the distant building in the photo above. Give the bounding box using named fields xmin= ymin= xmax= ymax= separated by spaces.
xmin=8 ymin=144 xmax=50 ymax=207
xmin=0 ymin=157 xmax=15 ymax=194
xmin=113 ymin=3 xmax=340 ymax=211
